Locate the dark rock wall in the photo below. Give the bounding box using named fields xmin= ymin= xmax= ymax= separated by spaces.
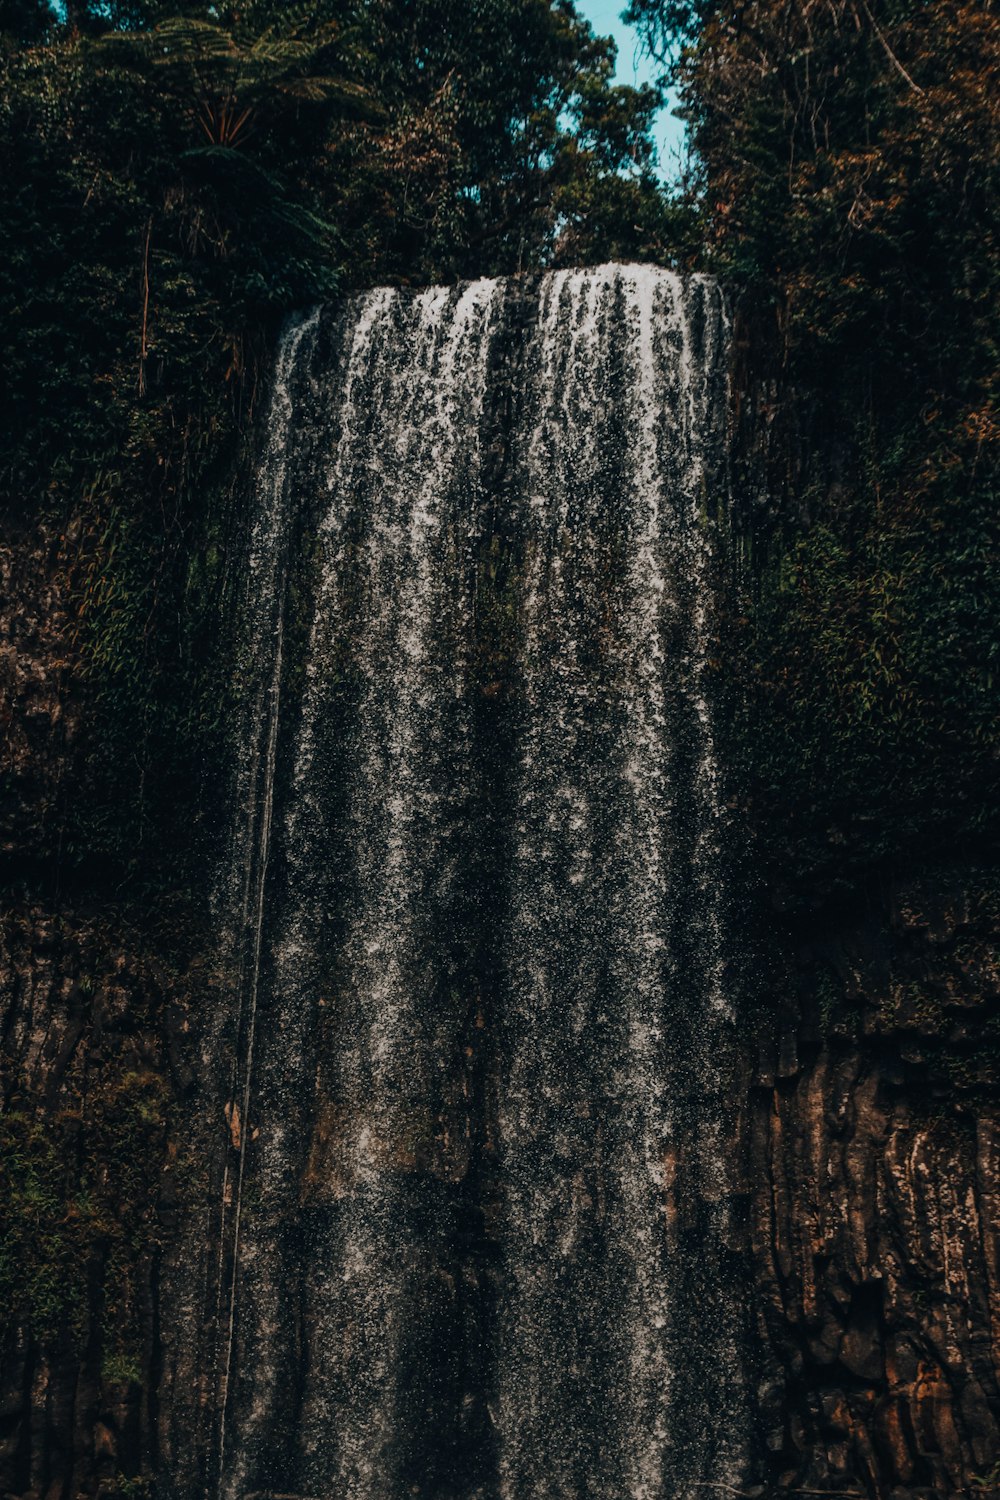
xmin=0 ymin=521 xmax=222 ymax=1500
xmin=0 ymin=902 xmax=215 ymax=1498
xmin=752 ymin=879 xmax=1000 ymax=1497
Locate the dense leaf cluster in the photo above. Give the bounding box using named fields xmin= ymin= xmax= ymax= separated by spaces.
xmin=0 ymin=0 xmax=687 ymax=894
xmin=631 ymin=0 xmax=999 ymax=905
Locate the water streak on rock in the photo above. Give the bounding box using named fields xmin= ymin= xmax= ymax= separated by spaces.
xmin=219 ymin=265 xmax=746 ymax=1500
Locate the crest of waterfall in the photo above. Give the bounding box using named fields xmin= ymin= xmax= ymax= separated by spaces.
xmin=212 ymin=265 xmax=748 ymax=1500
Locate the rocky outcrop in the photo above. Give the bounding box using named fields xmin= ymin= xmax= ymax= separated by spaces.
xmin=0 ymin=902 xmax=216 ymax=1498
xmin=753 ymin=875 xmax=1000 ymax=1497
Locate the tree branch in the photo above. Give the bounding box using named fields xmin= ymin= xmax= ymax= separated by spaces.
xmin=857 ymin=0 xmax=925 ymax=93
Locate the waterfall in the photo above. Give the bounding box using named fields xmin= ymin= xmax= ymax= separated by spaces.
xmin=215 ymin=265 xmax=748 ymax=1500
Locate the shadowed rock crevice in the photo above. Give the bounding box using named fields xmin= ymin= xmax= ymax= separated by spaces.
xmin=751 ymin=872 xmax=1000 ymax=1498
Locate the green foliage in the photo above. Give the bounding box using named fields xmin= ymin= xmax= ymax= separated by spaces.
xmin=0 ymin=0 xmax=51 ymax=44
xmin=0 ymin=1063 xmax=169 ymax=1350
xmin=105 ymin=1478 xmax=153 ymax=1500
xmin=750 ymin=452 xmax=1000 ymax=895
xmin=0 ymin=1113 xmax=85 ymax=1336
xmin=102 ymin=1350 xmax=144 ymax=1386
xmin=1 ymin=0 xmax=687 ymax=899
xmin=631 ymin=0 xmax=999 ymax=903
xmin=323 ymin=0 xmax=687 ymax=279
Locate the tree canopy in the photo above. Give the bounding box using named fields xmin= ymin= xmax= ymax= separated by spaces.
xmin=0 ymin=0 xmax=693 ymax=887
xmin=1 ymin=0 xmax=694 ymax=498
xmin=628 ymin=0 xmax=1000 ymax=902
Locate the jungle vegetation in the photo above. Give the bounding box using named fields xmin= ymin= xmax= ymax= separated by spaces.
xmin=1 ymin=0 xmax=997 ymax=910
xmin=0 ymin=0 xmax=684 ymax=894
xmin=631 ymin=0 xmax=1000 ymax=907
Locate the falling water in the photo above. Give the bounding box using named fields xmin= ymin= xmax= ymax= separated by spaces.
xmin=214 ymin=265 xmax=748 ymax=1500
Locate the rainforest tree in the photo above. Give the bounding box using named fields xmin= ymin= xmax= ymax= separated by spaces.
xmin=0 ymin=0 xmax=684 ymax=893
xmin=629 ymin=0 xmax=1000 ymax=903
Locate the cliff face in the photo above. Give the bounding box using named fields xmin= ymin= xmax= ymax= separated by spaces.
xmin=1 ymin=905 xmax=175 ymax=1496
xmin=753 ymin=880 xmax=1000 ymax=1497
xmin=0 ymin=520 xmax=222 ymax=1500
xmin=2 ymin=516 xmax=999 ymax=1499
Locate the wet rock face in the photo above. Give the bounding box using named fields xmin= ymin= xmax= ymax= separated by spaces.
xmin=752 ymin=874 xmax=1000 ymax=1497
xmin=0 ymin=906 xmax=173 ymax=1497
xmin=0 ymin=895 xmax=228 ymax=1500
xmin=0 ymin=509 xmax=219 ymax=1495
xmin=0 ymin=513 xmax=231 ymax=1500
